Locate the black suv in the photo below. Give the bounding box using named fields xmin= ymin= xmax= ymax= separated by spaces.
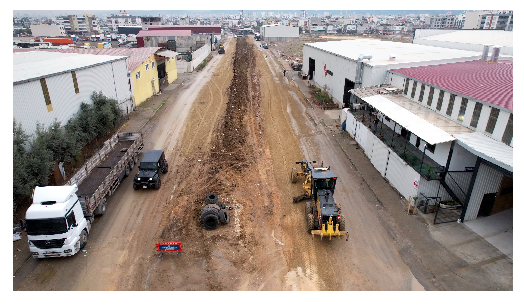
xmin=133 ymin=150 xmax=168 ymax=190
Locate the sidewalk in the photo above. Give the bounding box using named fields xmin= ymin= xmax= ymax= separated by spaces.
xmin=121 ymin=72 xmax=194 ymax=133
xmin=286 ymin=68 xmax=512 ymax=289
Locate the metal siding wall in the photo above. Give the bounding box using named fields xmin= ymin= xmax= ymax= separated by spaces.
xmin=464 ymin=163 xmax=504 ymax=220
xmin=370 ymin=137 xmax=388 ymax=177
xmin=385 ymin=150 xmax=420 ymax=199
xmin=111 ymin=60 xmax=134 ymax=113
xmin=45 ymin=72 xmax=81 ymax=127
xmin=76 ymin=62 xmax=117 ymax=101
xmin=13 ymin=81 xmax=51 ymax=136
xmin=418 ymin=178 xmax=453 ymax=201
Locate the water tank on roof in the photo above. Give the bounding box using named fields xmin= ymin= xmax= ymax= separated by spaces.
xmin=480 ymin=45 xmax=491 ymax=62
xmin=490 ymin=46 xmax=501 ymax=63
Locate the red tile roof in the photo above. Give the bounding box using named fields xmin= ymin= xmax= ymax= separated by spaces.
xmin=390 ymin=60 xmax=513 ymax=111
xmin=13 ymin=47 xmax=161 ymax=73
xmin=136 ymin=30 xmax=192 ymax=37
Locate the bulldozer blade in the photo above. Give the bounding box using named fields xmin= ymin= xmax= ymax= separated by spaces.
xmin=293 ymin=193 xmax=309 ymax=203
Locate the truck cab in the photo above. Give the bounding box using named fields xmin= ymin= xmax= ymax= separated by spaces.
xmin=133 ymin=150 xmax=168 ymax=190
xmin=25 ymin=185 xmax=90 ymax=258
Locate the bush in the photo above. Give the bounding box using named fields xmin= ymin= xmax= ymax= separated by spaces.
xmin=13 ymin=92 xmax=124 ymax=212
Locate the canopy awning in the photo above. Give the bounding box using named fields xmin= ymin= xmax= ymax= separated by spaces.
xmin=360 ymin=95 xmax=456 ymax=145
xmin=156 ymin=50 xmax=178 ymax=58
xmin=454 ymin=132 xmax=513 ymax=172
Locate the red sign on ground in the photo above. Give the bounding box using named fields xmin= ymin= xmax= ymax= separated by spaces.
xmin=156 ymin=242 xmax=183 ymax=252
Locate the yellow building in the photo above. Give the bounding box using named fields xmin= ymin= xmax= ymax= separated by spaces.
xmin=131 ymin=50 xmax=178 ymax=107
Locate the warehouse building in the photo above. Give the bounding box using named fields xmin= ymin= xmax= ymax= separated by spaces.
xmin=413 ymin=29 xmax=513 ymax=56
xmin=342 ymin=56 xmax=512 ymax=223
xmin=260 ymin=24 xmax=299 ymax=41
xmin=302 ymin=39 xmax=490 ymax=109
xmin=13 ymin=51 xmax=130 ymax=137
xmin=14 ymin=47 xmax=178 ymax=108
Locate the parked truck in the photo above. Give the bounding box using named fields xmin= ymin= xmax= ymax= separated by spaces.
xmin=25 ymin=132 xmax=143 ymax=258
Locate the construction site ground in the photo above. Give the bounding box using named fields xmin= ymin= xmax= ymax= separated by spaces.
xmin=13 ymin=35 xmax=512 ymax=295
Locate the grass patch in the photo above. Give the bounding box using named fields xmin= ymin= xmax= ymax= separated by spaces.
xmin=195 ymin=55 xmax=213 ymax=72
xmin=155 ymin=99 xmax=167 ymax=113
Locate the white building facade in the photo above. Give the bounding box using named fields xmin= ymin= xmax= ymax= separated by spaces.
xmin=260 ymin=24 xmax=299 ymax=41
xmin=13 ymin=51 xmax=132 ymax=137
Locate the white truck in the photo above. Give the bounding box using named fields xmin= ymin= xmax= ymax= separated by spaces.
xmin=25 ymin=132 xmax=143 ymax=258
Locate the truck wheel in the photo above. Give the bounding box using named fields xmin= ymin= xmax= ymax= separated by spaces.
xmin=306 ymin=213 xmax=314 ymax=233
xmin=79 ymin=229 xmax=88 ymax=249
xmin=94 ymin=199 xmax=107 ymax=216
xmin=291 ymin=168 xmax=298 ymax=183
xmin=305 ymin=202 xmax=313 ymax=216
xmin=338 ymin=215 xmax=346 ymax=231
xmin=124 ymin=164 xmax=130 ymax=177
xmin=164 ymin=163 xmax=169 ymax=173
xmin=129 ymin=158 xmax=135 ymax=170
xmin=219 ymin=209 xmax=230 ymax=224
xmin=133 ymin=153 xmax=139 ymax=165
xmin=217 ymin=201 xmax=226 ymax=209
xmin=205 ymin=193 xmax=219 ymax=205
xmin=201 ymin=213 xmax=219 ymax=230
xmin=155 ymin=177 xmax=161 ymax=189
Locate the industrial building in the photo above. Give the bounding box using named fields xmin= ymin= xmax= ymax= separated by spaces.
xmin=413 ymin=29 xmax=513 ymax=55
xmin=13 ymin=47 xmax=178 ymax=108
xmin=260 ymin=24 xmax=299 ymax=41
xmin=302 ymin=39 xmax=484 ymax=108
xmin=13 ymin=51 xmax=130 ymax=137
xmin=340 ymin=53 xmax=512 ymax=223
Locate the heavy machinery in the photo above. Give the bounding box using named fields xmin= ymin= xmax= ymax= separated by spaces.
xmin=291 ymin=160 xmax=349 ymax=240
xmin=218 ymin=44 xmax=225 ymax=54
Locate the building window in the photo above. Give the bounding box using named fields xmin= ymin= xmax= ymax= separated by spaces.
xmin=470 ymin=102 xmax=483 ymax=128
xmin=71 ymin=71 xmax=79 ymax=94
xmin=416 ymin=136 xmax=421 ymax=148
xmin=151 ymin=61 xmax=155 ymax=69
xmin=40 ymin=78 xmax=52 ymax=112
xmin=502 ymin=114 xmax=513 ymax=145
xmin=418 ymin=84 xmax=425 ymax=102
xmin=427 ymin=87 xmax=434 ymax=106
xmin=446 ymin=94 xmax=456 ymax=116
xmin=436 ymin=90 xmax=445 ymax=111
xmin=136 ymin=71 xmax=141 ymax=80
xmin=167 ymin=57 xmax=170 ymax=62
xmin=403 ymin=79 xmax=409 ymax=95
xmin=484 ymin=107 xmax=499 ymax=133
xmin=411 ymin=81 xmax=417 ymax=99
xmin=145 ymin=63 xmax=149 ymax=71
xmin=426 ymin=143 xmax=436 ymax=154
xmin=457 ymin=97 xmax=468 ymax=122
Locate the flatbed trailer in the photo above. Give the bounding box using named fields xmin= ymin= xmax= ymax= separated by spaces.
xmin=68 ymin=132 xmax=143 ymax=217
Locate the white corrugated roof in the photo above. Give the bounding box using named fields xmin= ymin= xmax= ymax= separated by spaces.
xmin=419 ymin=30 xmax=513 ymax=47
xmin=13 ymin=51 xmax=128 ymax=84
xmin=304 ymin=39 xmax=481 ymax=66
xmin=453 ymin=132 xmax=512 ymax=172
xmin=156 ymin=50 xmax=178 ymax=58
xmin=361 ymin=95 xmax=456 ymax=145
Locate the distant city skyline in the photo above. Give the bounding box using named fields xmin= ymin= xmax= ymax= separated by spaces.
xmin=14 ymin=10 xmax=467 ymax=19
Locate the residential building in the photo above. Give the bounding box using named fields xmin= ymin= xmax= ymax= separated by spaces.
xmin=425 ymin=15 xmax=458 ymax=29
xmin=480 ymin=11 xmax=513 ymax=31
xmin=108 ymin=11 xmax=142 ymax=32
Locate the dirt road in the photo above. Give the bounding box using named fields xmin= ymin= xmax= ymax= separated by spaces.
xmin=14 ymin=36 xmax=423 ymax=291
